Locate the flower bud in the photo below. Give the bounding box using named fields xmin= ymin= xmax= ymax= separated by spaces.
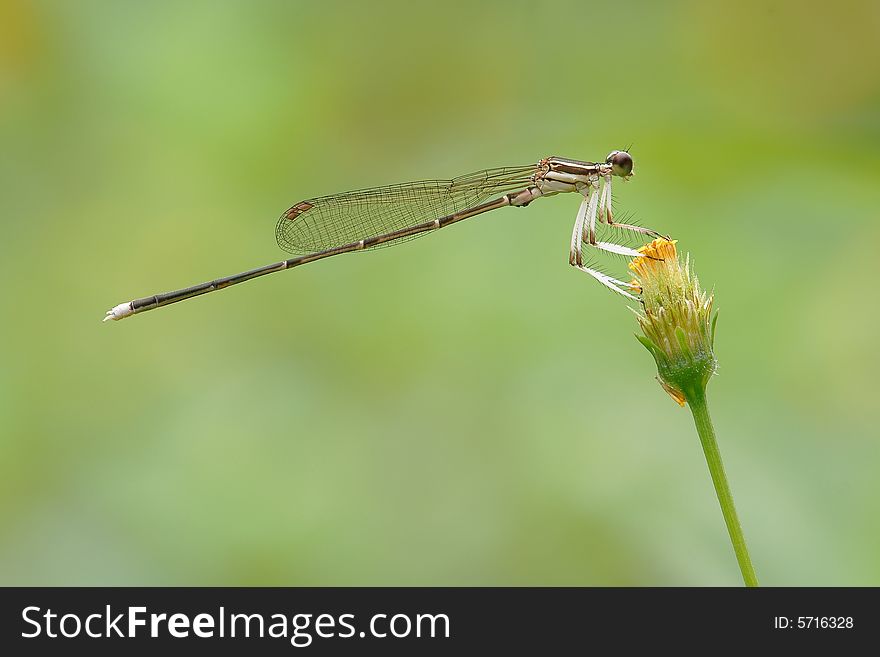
xmin=629 ymin=239 xmax=717 ymax=405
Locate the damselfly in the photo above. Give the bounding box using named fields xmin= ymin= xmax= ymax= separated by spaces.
xmin=104 ymin=150 xmax=660 ymax=322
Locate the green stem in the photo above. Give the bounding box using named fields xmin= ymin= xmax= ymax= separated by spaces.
xmin=685 ymin=385 xmax=759 ymax=587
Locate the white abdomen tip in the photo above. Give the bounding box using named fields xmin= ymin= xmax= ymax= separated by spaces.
xmin=103 ymin=302 xmax=134 ymax=322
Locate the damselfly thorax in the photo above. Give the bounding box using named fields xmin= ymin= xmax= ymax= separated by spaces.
xmin=105 ymin=150 xmax=662 ymax=322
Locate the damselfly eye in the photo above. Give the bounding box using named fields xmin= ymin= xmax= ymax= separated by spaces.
xmin=606 ymin=150 xmax=634 ymax=177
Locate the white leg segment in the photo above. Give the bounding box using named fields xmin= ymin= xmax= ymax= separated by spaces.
xmin=591 ymin=240 xmax=645 ymax=258
xmin=598 ymin=174 xmax=611 ymax=224
xmin=568 ymin=193 xmax=590 ymax=266
xmin=580 ymin=183 xmax=600 ymax=247
xmin=576 ymin=265 xmax=640 ymax=302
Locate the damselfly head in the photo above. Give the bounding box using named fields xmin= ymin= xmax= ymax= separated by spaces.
xmin=606 ymin=150 xmax=634 ymax=179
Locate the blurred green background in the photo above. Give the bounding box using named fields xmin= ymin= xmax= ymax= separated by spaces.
xmin=1 ymin=0 xmax=878 ymax=586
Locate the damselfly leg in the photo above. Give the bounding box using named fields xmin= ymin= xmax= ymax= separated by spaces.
xmin=566 ymin=164 xmax=664 ymax=300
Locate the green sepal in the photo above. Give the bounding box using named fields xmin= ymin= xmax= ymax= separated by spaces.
xmin=635 ymin=334 xmax=667 ymax=367
xmin=674 ymin=326 xmax=692 ymax=360
xmin=710 ymin=310 xmax=719 ymax=348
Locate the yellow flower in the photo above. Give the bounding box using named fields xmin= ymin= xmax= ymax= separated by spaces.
xmin=628 ymin=238 xmax=680 ymax=277
xmin=630 ymin=239 xmax=717 ymax=405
